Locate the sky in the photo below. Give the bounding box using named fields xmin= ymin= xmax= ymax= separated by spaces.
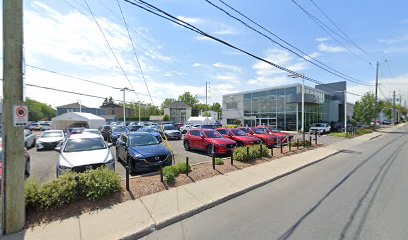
xmin=2 ymin=0 xmax=408 ymax=108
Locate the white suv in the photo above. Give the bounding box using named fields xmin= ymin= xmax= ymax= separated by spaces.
xmin=309 ymin=123 xmax=331 ymax=134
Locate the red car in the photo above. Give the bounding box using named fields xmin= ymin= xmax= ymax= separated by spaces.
xmin=184 ymin=129 xmax=237 ymax=156
xmin=239 ymin=127 xmax=278 ymax=148
xmin=257 ymin=126 xmax=292 ymax=144
xmin=216 ymin=128 xmax=261 ymax=147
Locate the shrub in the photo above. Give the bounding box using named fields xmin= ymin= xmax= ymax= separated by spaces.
xmin=291 ymin=140 xmax=311 ymax=147
xmin=215 ymin=158 xmax=224 ymax=165
xmin=232 ymin=145 xmax=269 ymax=161
xmin=78 ymin=168 xmax=122 ymax=201
xmin=25 ymin=168 xmax=122 ymax=211
xmin=357 ymin=128 xmax=373 ymax=135
xmin=328 ymin=132 xmax=348 ymax=138
xmin=174 ymin=162 xmax=191 ymax=174
xmin=162 ymin=166 xmax=179 ymax=184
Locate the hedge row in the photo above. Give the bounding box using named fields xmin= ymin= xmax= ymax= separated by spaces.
xmin=162 ymin=162 xmax=192 ymax=184
xmin=232 ymin=145 xmax=269 ymax=162
xmin=25 ymin=168 xmax=122 ymax=211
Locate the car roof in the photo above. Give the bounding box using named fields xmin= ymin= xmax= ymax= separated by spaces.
xmin=43 ymin=130 xmax=63 ymax=133
xmin=68 ymin=133 xmax=101 ymax=139
xmin=127 ymin=132 xmax=151 ymax=136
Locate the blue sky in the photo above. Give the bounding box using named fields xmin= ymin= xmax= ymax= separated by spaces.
xmin=8 ymin=0 xmax=408 ymax=108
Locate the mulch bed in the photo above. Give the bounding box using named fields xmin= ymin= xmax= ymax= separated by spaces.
xmin=26 ymin=144 xmax=320 ymax=228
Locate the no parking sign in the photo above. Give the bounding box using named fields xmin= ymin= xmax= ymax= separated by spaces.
xmin=13 ymin=105 xmax=28 ymax=126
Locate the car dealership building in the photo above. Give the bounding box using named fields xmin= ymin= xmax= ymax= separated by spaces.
xmin=222 ymin=81 xmax=354 ymax=131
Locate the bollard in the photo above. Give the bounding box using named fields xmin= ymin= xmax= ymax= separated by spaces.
xmin=160 ymin=163 xmax=163 ymax=183
xmin=297 ymin=137 xmax=300 ymax=150
xmin=75 ymin=175 xmax=80 ymax=197
xmin=309 ymin=135 xmax=312 ymax=147
xmin=186 ymin=156 xmax=189 ymax=176
xmin=212 ymin=143 xmax=215 ymax=170
xmin=280 ymin=138 xmax=283 ymax=153
xmin=231 ymin=149 xmax=234 ymax=165
xmin=125 ymin=165 xmax=130 ymax=191
xmin=315 ymin=132 xmax=318 ymax=145
xmin=260 ymin=142 xmax=263 ymax=156
xmin=271 ymin=147 xmax=274 ymax=157
xmin=289 ymin=138 xmax=292 ymax=151
xmin=247 ymin=146 xmax=250 ymax=159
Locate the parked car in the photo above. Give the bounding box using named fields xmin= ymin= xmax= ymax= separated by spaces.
xmin=128 ymin=125 xmax=143 ymax=132
xmin=199 ymin=124 xmax=217 ymax=130
xmin=55 ymin=133 xmax=114 ymax=177
xmin=28 ymin=122 xmax=41 ymax=131
xmin=0 ymin=138 xmax=30 ymax=189
xmin=309 ymin=123 xmax=331 ymax=134
xmin=37 ymin=130 xmax=65 ymax=151
xmin=24 ymin=129 xmax=36 ymax=148
xmin=238 ymin=127 xmax=277 ymax=148
xmin=183 ymin=129 xmax=237 ymax=156
xmin=98 ymin=125 xmax=111 ymax=141
xmin=382 ymin=120 xmax=392 ymax=125
xmin=216 ymin=128 xmax=261 ymax=147
xmin=261 ymin=126 xmax=293 ymax=141
xmin=161 ymin=124 xmax=182 ymax=140
xmin=180 ymin=124 xmax=200 ymax=134
xmin=116 ymin=132 xmax=172 ymax=173
xmin=83 ymin=129 xmax=102 ymax=136
xmin=109 ymin=126 xmax=129 ymax=144
xmin=137 ymin=128 xmax=162 ymax=142
xmin=66 ymin=127 xmax=87 ymax=137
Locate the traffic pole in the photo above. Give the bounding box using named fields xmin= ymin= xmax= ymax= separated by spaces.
xmin=3 ymin=0 xmax=25 ymax=234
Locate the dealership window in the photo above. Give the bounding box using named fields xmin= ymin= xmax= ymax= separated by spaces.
xmin=226 ymin=101 xmax=238 ymax=109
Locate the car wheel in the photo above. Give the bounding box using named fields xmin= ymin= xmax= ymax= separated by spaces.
xmin=323 ymin=130 xmax=326 ymax=134
xmin=183 ymin=141 xmax=190 ymax=151
xmin=206 ymin=145 xmax=214 ymax=157
xmin=182 ymin=130 xmax=187 ymax=134
xmin=237 ymin=141 xmax=244 ymax=147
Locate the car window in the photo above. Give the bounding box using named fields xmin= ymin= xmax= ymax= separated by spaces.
xmin=41 ymin=131 xmax=63 ymax=138
xmin=129 ymin=134 xmax=158 ymax=146
xmin=163 ymin=125 xmax=177 ymax=130
xmin=231 ymin=129 xmax=247 ymax=136
xmin=251 ymin=128 xmax=265 ymax=134
xmin=64 ymin=138 xmax=106 ymax=152
xmin=113 ymin=126 xmax=127 ymax=132
xmin=204 ymin=131 xmax=223 ymax=138
xmin=189 ymin=130 xmax=199 ymax=137
xmin=240 ymin=128 xmax=251 ymax=133
xmin=217 ymin=129 xmax=229 ymax=135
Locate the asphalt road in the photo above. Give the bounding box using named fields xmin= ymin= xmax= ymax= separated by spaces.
xmin=142 ymin=125 xmax=408 ymax=240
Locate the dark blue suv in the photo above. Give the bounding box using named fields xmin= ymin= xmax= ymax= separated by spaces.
xmin=116 ymin=132 xmax=172 ymax=174
xmin=109 ymin=126 xmax=129 ymax=144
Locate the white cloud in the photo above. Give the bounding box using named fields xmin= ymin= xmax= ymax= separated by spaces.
xmin=379 ymin=35 xmax=408 ymax=45
xmin=212 ymin=63 xmax=242 ymax=73
xmin=304 ymin=52 xmax=321 ymax=60
xmin=195 ymin=35 xmax=212 ymax=41
xmin=318 ymin=43 xmax=346 ymax=53
xmin=176 ymin=16 xmax=204 ymax=24
xmin=192 ymin=63 xmax=201 ymax=67
xmin=315 ymin=37 xmax=330 ymax=42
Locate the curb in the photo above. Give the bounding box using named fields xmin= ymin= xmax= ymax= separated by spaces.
xmin=123 ymin=149 xmax=342 ymax=239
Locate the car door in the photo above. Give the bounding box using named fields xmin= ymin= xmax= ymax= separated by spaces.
xmin=117 ymin=135 xmax=125 ymax=161
xmin=188 ymin=130 xmax=200 ymax=149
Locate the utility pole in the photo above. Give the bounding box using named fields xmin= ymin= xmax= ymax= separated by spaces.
xmin=3 ymin=0 xmax=25 ymax=234
xmin=205 ymin=81 xmax=208 ymax=105
xmin=77 ymin=100 xmax=82 ymax=113
xmin=374 ymin=61 xmax=379 ymax=121
xmin=392 ymin=90 xmax=396 ymax=124
xmin=120 ymin=87 xmax=129 ymax=124
xmin=344 ymin=90 xmax=347 ymax=133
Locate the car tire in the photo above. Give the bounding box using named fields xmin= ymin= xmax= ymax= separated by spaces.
xmin=323 ymin=130 xmax=326 ymax=134
xmin=237 ymin=141 xmax=244 ymax=147
xmin=183 ymin=141 xmax=191 ymax=151
xmin=206 ymin=145 xmax=214 ymax=157
xmin=182 ymin=130 xmax=187 ymax=134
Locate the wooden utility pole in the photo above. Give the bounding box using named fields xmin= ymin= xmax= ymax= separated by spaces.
xmin=2 ymin=0 xmax=25 ymax=234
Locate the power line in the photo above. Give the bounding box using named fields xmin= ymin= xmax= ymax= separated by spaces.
xmin=289 ymin=0 xmax=372 ymax=64
xmin=308 ymin=0 xmax=376 ymax=60
xmin=205 ymin=0 xmax=371 ymax=86
xmin=116 ymin=0 xmax=154 ymax=105
xmin=123 ymin=0 xmax=363 ymax=97
xmin=83 ymin=0 xmax=140 ymax=102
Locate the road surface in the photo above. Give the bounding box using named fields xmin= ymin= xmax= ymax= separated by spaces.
xmin=142 ymin=125 xmax=408 ymax=240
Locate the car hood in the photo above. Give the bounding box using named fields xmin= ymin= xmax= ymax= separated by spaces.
xmin=164 ymin=130 xmax=180 ymax=134
xmin=38 ymin=136 xmax=64 ymax=143
xmin=253 ymin=133 xmax=275 ymax=139
xmin=233 ymin=136 xmax=260 ymax=142
xmin=270 ymin=133 xmax=287 ymax=137
xmin=128 ymin=144 xmax=170 ymax=158
xmin=59 ymin=148 xmax=112 ymax=167
xmin=210 ymin=138 xmax=236 ymax=145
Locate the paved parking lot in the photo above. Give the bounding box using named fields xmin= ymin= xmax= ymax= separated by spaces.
xmin=27 ymin=132 xmax=343 ymax=184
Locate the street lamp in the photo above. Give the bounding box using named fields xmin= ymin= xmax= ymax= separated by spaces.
xmin=77 ymin=100 xmax=82 ymax=113
xmin=288 ymin=73 xmax=305 ymax=143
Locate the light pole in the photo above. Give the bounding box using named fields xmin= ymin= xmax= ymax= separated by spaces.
xmin=288 ymin=73 xmax=305 ymax=143
xmin=77 ymin=100 xmax=82 ymax=113
xmin=120 ymin=87 xmax=141 ymax=124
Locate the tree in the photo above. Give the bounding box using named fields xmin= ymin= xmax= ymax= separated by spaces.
xmin=161 ymin=98 xmax=176 ymax=110
xmin=202 ymin=111 xmax=211 ymax=117
xmin=163 ymin=114 xmax=170 ymax=121
xmin=353 ymin=92 xmax=380 ymax=124
xmin=178 ymin=92 xmax=199 ymax=107
xmin=26 ymin=98 xmax=57 ymax=121
xmin=102 ymin=96 xmax=115 ymax=106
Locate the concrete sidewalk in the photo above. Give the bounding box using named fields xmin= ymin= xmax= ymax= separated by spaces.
xmin=5 ymin=124 xmax=405 ymax=240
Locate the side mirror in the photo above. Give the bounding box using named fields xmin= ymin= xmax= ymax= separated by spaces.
xmin=54 ymin=146 xmax=61 ymax=153
xmin=108 ymin=143 xmax=113 ymax=148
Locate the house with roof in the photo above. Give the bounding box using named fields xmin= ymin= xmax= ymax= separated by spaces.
xmin=56 ymin=103 xmax=107 ymax=116
xmin=100 ymin=102 xmax=135 ymax=119
xmin=163 ymin=101 xmax=192 ymax=124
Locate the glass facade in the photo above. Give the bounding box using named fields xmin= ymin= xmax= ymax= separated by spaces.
xmin=224 ymin=84 xmax=336 ymax=131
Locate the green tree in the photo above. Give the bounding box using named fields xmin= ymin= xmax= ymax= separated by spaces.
xmin=163 ymin=114 xmax=170 ymax=121
xmin=202 ymin=111 xmax=211 ymax=117
xmin=353 ymin=92 xmax=380 ymax=124
xmin=161 ymin=98 xmax=177 ymax=110
xmin=26 ymin=98 xmax=57 ymax=121
xmin=178 ymin=92 xmax=199 ymax=107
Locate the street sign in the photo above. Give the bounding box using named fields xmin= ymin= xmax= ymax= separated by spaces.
xmin=13 ymin=105 xmax=28 ymax=126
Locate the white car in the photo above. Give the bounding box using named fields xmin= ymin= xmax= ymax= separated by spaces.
xmin=82 ymin=129 xmax=102 ymax=136
xmin=180 ymin=124 xmax=200 ymax=134
xmin=56 ymin=133 xmax=115 ymax=177
xmin=309 ymin=123 xmax=331 ymax=134
xmin=37 ymin=130 xmax=65 ymax=150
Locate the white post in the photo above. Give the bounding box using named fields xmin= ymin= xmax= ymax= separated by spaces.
xmin=344 ymin=91 xmax=347 ymax=133
xmin=78 ymin=100 xmax=82 ymax=113
xmin=301 ymin=78 xmax=305 ymax=142
xmin=139 ymin=103 xmax=141 ymax=124
xmin=122 ymin=88 xmax=126 ymax=124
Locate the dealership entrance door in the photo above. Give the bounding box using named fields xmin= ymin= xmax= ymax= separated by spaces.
xmin=256 ymin=118 xmax=277 ymax=127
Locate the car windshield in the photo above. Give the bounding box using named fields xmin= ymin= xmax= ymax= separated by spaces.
xmin=40 ymin=123 xmax=50 ymax=126
xmin=240 ymin=128 xmax=251 ymax=133
xmin=251 ymin=128 xmax=265 ymax=134
xmin=113 ymin=127 xmax=127 ymax=132
xmin=201 ymin=125 xmax=216 ymax=129
xmin=267 ymin=128 xmax=281 ymax=133
xmin=129 ymin=134 xmax=159 ymax=146
xmin=64 ymin=138 xmax=106 ymax=152
xmin=163 ymin=125 xmax=177 ymax=130
xmin=217 ymin=129 xmax=229 ymax=135
xmin=84 ymin=130 xmax=100 ymax=134
xmin=41 ymin=131 xmax=63 ymax=138
xmin=204 ymin=131 xmax=223 ymax=138
xmin=256 ymin=128 xmax=269 ymax=133
xmin=231 ymin=129 xmax=247 ymax=136
xmin=139 ymin=128 xmax=154 ymax=133
xmin=70 ymin=129 xmax=84 ymax=134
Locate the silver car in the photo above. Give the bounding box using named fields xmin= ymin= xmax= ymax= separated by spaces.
xmin=24 ymin=129 xmax=36 ymax=148
xmin=37 ymin=130 xmax=65 ymax=150
xmin=56 ymin=133 xmax=115 ymax=177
